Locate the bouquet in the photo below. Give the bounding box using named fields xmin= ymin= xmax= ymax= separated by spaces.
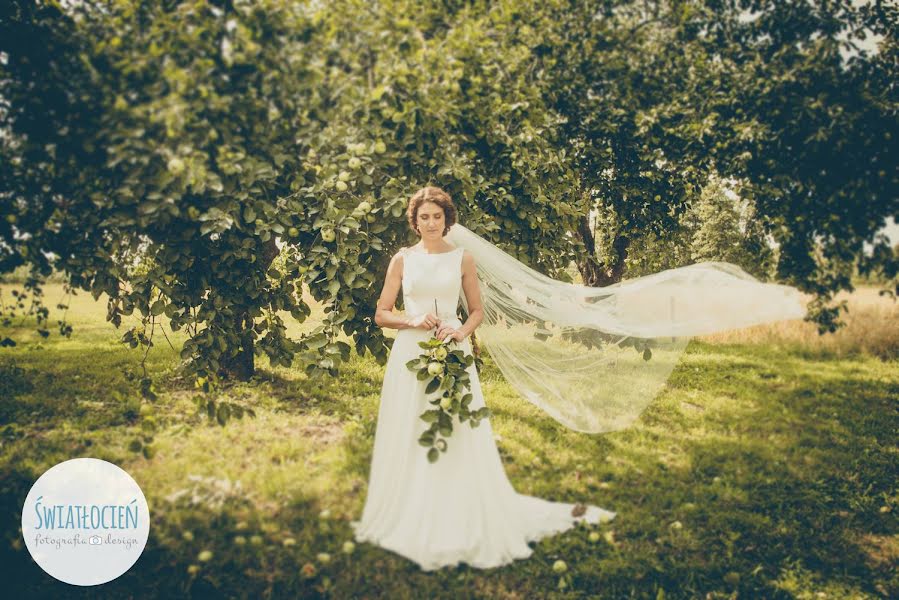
xmin=406 ymin=336 xmax=490 ymax=463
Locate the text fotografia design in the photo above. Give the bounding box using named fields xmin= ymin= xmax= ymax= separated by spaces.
xmin=34 ymin=496 xmax=141 ymax=530
xmin=32 ymin=532 xmax=143 ymax=551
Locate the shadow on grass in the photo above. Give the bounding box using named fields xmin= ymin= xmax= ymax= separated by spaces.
xmin=1 ymin=334 xmax=896 ymax=598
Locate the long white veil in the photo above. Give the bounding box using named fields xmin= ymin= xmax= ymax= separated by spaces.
xmin=445 ymin=223 xmax=806 ymax=433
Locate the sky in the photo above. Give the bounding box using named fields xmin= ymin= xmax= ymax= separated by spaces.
xmin=879 ymin=218 xmax=899 ymax=246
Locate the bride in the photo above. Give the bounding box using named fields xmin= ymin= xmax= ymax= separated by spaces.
xmin=350 ymin=186 xmax=805 ymax=571
xmin=351 ymin=186 xmax=616 ymax=571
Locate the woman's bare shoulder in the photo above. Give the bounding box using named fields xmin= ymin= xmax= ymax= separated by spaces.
xmin=387 ymin=248 xmax=406 ymax=273
xmin=461 ymin=249 xmax=476 ymax=267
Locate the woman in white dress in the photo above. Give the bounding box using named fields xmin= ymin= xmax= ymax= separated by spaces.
xmin=351 ymin=186 xmax=616 ymax=571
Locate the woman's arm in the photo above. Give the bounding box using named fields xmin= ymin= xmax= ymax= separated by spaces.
xmin=374 ymin=252 xmax=412 ymax=329
xmin=374 ymin=252 xmax=440 ymax=331
xmin=438 ymin=250 xmax=483 ymax=341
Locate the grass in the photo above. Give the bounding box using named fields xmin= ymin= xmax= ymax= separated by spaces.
xmin=1 ymin=283 xmax=897 ymax=599
xmin=699 ymin=286 xmax=899 ymax=361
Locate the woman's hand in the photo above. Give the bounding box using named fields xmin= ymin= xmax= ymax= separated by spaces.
xmin=436 ymin=324 xmax=465 ymax=343
xmin=407 ymin=313 xmax=441 ymax=330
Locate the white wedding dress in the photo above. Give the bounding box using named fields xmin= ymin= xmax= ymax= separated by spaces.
xmin=351 ymin=245 xmax=616 ymax=571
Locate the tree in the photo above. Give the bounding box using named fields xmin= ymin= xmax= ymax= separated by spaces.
xmin=1 ymin=0 xmax=325 ymax=380
xmin=536 ymin=0 xmax=716 ymax=286
xmin=1 ymin=0 xmax=588 ymax=383
xmin=3 ymin=0 xmax=895 ymax=389
xmin=687 ymin=173 xmax=775 ymax=279
xmin=535 ymin=0 xmax=898 ymax=332
xmin=279 ymin=0 xmax=591 ymax=370
xmin=683 ymin=0 xmax=899 ymax=329
xmin=613 ymin=171 xmax=775 ymax=279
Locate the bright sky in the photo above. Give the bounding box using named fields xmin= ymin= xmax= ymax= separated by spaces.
xmin=879 ymin=218 xmax=899 ymax=246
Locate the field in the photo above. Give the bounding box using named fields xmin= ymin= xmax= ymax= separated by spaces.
xmin=1 ymin=283 xmax=897 ymax=599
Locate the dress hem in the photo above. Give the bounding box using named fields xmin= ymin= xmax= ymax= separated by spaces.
xmin=350 ymin=507 xmax=617 ymax=572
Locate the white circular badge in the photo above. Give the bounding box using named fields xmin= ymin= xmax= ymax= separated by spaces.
xmin=21 ymin=457 xmax=150 ymax=586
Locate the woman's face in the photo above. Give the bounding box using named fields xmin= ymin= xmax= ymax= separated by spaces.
xmin=416 ymin=201 xmax=446 ymax=240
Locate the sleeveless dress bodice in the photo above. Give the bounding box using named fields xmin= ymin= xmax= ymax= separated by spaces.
xmin=400 ymin=246 xmax=465 ymax=324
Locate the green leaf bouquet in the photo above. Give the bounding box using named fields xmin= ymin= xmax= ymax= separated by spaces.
xmin=406 ymin=337 xmax=490 ymax=463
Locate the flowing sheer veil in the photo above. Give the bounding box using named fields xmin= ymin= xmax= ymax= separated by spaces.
xmin=445 ymin=223 xmax=806 ymax=434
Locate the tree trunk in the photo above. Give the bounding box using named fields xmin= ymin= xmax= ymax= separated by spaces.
xmin=218 ymin=237 xmax=280 ymax=381
xmin=575 ymin=215 xmax=630 ymax=287
xmin=219 ymin=316 xmax=256 ymax=381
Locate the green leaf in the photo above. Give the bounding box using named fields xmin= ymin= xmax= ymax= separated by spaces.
xmin=305 ymin=333 xmax=328 ymax=350
xmin=216 ymin=403 xmax=231 ymax=426
xmin=420 ymin=410 xmax=440 ymax=423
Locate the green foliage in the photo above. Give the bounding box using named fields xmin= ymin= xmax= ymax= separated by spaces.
xmin=0 ymin=361 xmax=33 ymax=399
xmin=686 ymin=0 xmax=899 ymax=326
xmin=1 ymin=0 xmax=896 ymax=383
xmin=687 ymin=175 xmax=775 ymax=280
xmin=538 ymin=0 xmax=898 ymax=321
xmin=1 ymin=0 xmax=322 ymax=380
xmin=0 ymin=0 xmax=589 ymax=381
xmin=625 ymin=173 xmax=776 ymax=280
xmin=540 ymin=0 xmax=716 ymax=284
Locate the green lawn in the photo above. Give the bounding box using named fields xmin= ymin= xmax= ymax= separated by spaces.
xmin=1 ymin=284 xmax=897 ymax=599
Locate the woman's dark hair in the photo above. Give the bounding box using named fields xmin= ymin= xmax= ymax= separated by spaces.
xmin=406 ymin=186 xmax=457 ymax=236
